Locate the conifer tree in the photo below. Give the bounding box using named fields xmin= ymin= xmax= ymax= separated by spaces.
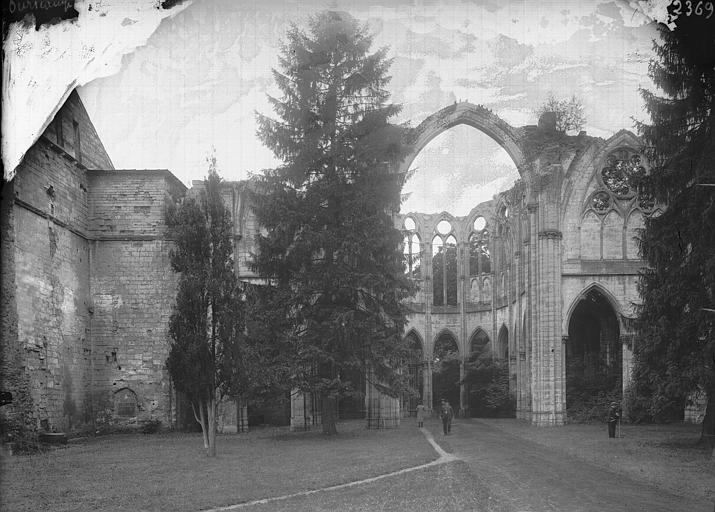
xmin=631 ymin=15 xmax=714 ymax=449
xmin=252 ymin=11 xmax=412 ymax=434
xmin=166 ymin=157 xmax=245 ymax=456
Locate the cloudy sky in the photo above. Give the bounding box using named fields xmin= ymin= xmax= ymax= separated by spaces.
xmin=74 ymin=0 xmax=658 ymax=214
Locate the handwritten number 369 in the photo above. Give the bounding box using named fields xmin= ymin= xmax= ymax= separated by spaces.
xmin=672 ymin=0 xmax=715 ymax=18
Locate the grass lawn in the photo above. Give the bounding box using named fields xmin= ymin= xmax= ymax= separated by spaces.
xmin=479 ymin=419 xmax=715 ymax=503
xmin=0 ymin=420 xmax=437 ymax=512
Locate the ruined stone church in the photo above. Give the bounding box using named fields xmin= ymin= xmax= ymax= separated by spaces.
xmin=1 ymin=91 xmax=649 ymax=434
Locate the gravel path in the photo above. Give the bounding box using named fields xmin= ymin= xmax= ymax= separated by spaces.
xmin=436 ymin=418 xmax=714 ymax=512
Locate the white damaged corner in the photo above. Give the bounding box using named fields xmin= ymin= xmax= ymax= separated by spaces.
xmin=2 ymin=0 xmax=191 ymax=181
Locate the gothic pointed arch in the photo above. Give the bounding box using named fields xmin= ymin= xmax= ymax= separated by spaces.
xmin=497 ymin=324 xmax=509 ymax=360
xmin=468 ymin=327 xmax=490 ymax=361
xmin=564 ymin=283 xmax=623 ymax=420
xmin=563 ymin=282 xmax=626 ymax=335
xmin=432 ymin=328 xmax=460 ymax=359
xmin=398 ymin=103 xmax=526 ymax=180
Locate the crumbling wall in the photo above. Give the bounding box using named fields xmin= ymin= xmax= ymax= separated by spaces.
xmin=9 ymin=136 xmax=93 ymax=433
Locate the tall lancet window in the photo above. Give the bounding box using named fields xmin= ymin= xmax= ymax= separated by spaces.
xmin=432 ymin=220 xmax=458 ymax=306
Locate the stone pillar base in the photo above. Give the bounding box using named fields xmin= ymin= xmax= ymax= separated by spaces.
xmin=365 ymin=376 xmax=400 ymax=430
xmin=531 ymin=410 xmax=566 ymax=426
xmin=290 ymin=390 xmax=322 ymax=431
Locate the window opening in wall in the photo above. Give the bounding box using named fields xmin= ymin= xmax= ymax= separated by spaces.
xmin=403 ymin=233 xmax=421 ymax=279
xmin=436 ymin=219 xmax=451 ymax=235
xmin=73 ymin=120 xmax=82 ymax=164
xmin=115 ymin=388 xmax=138 ymax=417
xmin=469 ymin=228 xmax=491 ymax=276
xmin=432 ymin=236 xmax=444 ymax=306
xmin=432 ymin=230 xmax=457 ymax=306
xmin=55 ymin=114 xmax=64 ymax=146
xmin=404 ymin=217 xmax=416 ymax=231
xmin=601 ymin=150 xmax=643 ymax=198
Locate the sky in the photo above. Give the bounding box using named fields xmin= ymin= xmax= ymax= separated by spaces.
xmin=4 ymin=0 xmax=663 ymax=215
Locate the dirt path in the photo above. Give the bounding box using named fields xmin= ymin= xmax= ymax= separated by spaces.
xmin=435 ymin=419 xmax=713 ymax=512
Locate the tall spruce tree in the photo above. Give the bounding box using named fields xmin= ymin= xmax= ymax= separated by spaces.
xmin=166 ymin=157 xmax=245 ymax=456
xmin=252 ymin=11 xmax=412 ymax=434
xmin=632 ymin=15 xmax=714 ymax=449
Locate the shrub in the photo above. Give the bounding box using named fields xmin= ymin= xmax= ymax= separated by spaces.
xmin=535 ymin=93 xmax=585 ymax=133
xmin=463 ymin=348 xmax=515 ymax=417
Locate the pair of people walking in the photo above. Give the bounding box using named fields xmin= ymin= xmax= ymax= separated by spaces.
xmin=415 ymin=398 xmax=453 ymax=435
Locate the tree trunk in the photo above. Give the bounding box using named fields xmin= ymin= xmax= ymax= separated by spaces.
xmin=700 ymin=373 xmax=715 ymax=458
xmin=193 ymin=401 xmax=209 ymax=449
xmin=321 ymin=394 xmax=338 ymax=435
xmin=207 ymin=395 xmax=217 ymax=457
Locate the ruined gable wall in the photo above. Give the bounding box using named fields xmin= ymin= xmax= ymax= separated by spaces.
xmin=46 ymin=90 xmax=115 ymax=171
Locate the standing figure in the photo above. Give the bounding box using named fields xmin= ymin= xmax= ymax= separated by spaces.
xmin=416 ymin=400 xmax=427 ymax=428
xmin=440 ymin=399 xmax=454 ymax=435
xmin=607 ymin=402 xmax=620 ymax=438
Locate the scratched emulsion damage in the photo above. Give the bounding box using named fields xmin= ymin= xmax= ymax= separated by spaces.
xmin=2 ymin=0 xmax=190 ymax=182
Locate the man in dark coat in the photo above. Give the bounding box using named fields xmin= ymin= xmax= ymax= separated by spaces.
xmin=607 ymin=402 xmax=620 ymax=438
xmin=440 ymin=399 xmax=454 ymax=435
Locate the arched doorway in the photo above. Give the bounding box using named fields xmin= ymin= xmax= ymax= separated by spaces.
xmin=466 ymin=328 xmax=490 ymax=417
xmin=432 ymin=331 xmax=460 ymax=410
xmin=497 ymin=325 xmax=508 ymax=360
xmin=402 ymin=331 xmax=424 ymax=417
xmin=566 ymin=287 xmax=622 ymax=420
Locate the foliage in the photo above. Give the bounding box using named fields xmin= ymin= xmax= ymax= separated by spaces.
xmin=251 ymin=11 xmax=413 ymax=434
xmin=463 ymin=346 xmax=514 ymax=417
xmin=565 ymin=358 xmax=622 ymax=423
xmin=535 ymin=93 xmax=585 ymax=133
xmin=166 ymin=155 xmax=248 ymax=455
xmin=630 ymin=15 xmax=715 ymax=445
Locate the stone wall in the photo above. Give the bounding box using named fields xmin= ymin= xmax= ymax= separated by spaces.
xmin=88 ymin=171 xmax=185 ymax=429
xmin=4 ymin=134 xmax=94 ymax=432
xmin=1 ymin=88 xmax=186 ymax=435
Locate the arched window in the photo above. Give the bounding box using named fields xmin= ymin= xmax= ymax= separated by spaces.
xmin=498 ymin=325 xmax=509 ymax=360
xmin=468 ymin=329 xmax=490 ymax=362
xmin=115 ymin=388 xmax=138 ymax=418
xmin=469 ymin=226 xmax=491 ymax=276
xmin=432 ymin=221 xmax=458 ymax=306
xmin=402 ymin=232 xmax=421 ymax=279
xmin=432 ymin=236 xmax=444 ymax=306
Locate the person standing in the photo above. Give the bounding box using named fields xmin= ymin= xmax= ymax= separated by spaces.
xmin=607 ymin=402 xmax=620 ymax=438
xmin=416 ymin=400 xmax=427 ymax=428
xmin=440 ymin=399 xmax=454 ymax=435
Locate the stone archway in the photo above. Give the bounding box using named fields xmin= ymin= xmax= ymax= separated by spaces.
xmin=399 ymin=102 xmax=526 ymax=179
xmin=565 ymin=286 xmax=622 ymax=420
xmin=402 ymin=330 xmax=425 ymax=417
xmin=432 ymin=330 xmax=460 ymax=411
xmin=498 ymin=324 xmax=509 ymax=360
